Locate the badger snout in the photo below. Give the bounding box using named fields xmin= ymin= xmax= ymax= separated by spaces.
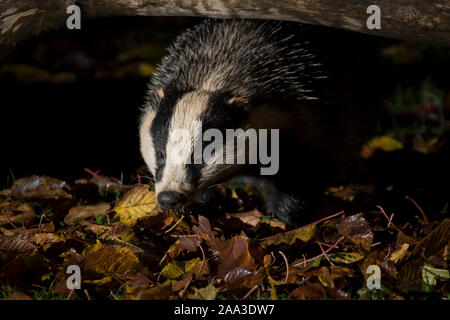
xmin=157 ymin=191 xmax=187 ymax=209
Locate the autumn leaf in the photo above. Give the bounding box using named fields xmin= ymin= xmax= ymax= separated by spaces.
xmin=328 ymin=252 xmax=365 ymax=264
xmin=361 ymin=136 xmax=403 ymax=158
xmin=187 ymin=283 xmax=218 ymax=300
xmin=337 ymin=215 xmax=374 ymax=251
xmin=10 ymin=176 xmax=71 ymax=199
xmin=210 ymin=233 xmax=257 ymax=279
xmin=0 ymin=235 xmax=37 ymax=254
xmin=113 ymin=185 xmax=157 ymax=226
xmin=0 ymin=201 xmax=35 ymax=226
xmin=83 ymin=242 xmax=141 ymax=277
xmin=259 ymin=224 xmax=316 ymax=247
xmin=65 ymin=203 xmax=111 ymax=224
xmin=388 ymin=243 xmax=410 ymax=263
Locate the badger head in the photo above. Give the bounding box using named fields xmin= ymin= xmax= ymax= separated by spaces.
xmin=139 ymin=86 xmax=253 ymax=210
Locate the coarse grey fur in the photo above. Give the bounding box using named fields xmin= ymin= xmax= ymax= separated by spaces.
xmin=139 ymin=19 xmax=371 ymax=225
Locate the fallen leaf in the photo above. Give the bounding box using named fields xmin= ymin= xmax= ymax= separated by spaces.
xmin=114 ymin=186 xmax=157 ymax=226
xmin=0 ymin=235 xmax=37 ymax=254
xmin=411 ymin=219 xmax=450 ymax=258
xmin=337 ymin=215 xmax=374 ymax=251
xmin=11 ymin=176 xmax=71 ymax=199
xmin=65 ymin=203 xmax=111 ymax=224
xmin=83 ymin=243 xmax=141 ymax=277
xmin=187 ymin=283 xmax=218 ymax=300
xmin=210 ymin=234 xmax=257 ymax=279
xmin=361 ymin=136 xmax=403 ymax=158
xmin=329 ymin=252 xmax=365 ymax=264
xmin=422 ymin=264 xmax=449 ymax=286
xmin=0 ymin=201 xmax=35 ymax=226
xmin=259 ymin=224 xmax=316 ymax=247
xmin=124 ymin=280 xmax=172 ymax=300
xmin=388 ymin=243 xmax=410 ymax=263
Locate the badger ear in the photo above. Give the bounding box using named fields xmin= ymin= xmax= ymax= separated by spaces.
xmin=156 ymin=87 xmax=165 ymax=99
xmin=226 ymin=96 xmax=248 ymax=105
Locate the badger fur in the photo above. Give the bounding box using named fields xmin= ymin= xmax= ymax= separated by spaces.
xmin=139 ymin=19 xmax=373 ymax=225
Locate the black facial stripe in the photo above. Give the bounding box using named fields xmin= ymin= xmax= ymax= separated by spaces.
xmin=150 ymin=83 xmax=190 ymax=182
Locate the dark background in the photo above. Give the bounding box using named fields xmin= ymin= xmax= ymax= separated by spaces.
xmin=0 ymin=16 xmax=449 ymax=188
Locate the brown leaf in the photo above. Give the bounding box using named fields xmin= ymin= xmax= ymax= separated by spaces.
xmin=11 ymin=176 xmax=71 ymax=199
xmin=337 ymin=215 xmax=374 ymax=251
xmin=211 ymin=234 xmax=257 ymax=279
xmin=288 ymin=282 xmax=326 ymax=300
xmin=65 ymin=203 xmax=111 ymax=224
xmin=0 ymin=235 xmax=37 ymax=254
xmin=411 ymin=219 xmax=450 ymax=258
xmin=124 ymin=280 xmax=172 ymax=300
xmin=0 ymin=201 xmax=35 ymax=226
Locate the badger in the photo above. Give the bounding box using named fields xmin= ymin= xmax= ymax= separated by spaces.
xmin=139 ymin=19 xmax=374 ymax=225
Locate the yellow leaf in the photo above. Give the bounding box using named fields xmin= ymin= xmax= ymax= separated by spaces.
xmin=422 ymin=264 xmax=450 ymax=286
xmin=113 ymin=186 xmax=157 ymax=226
xmin=388 ymin=243 xmax=410 ymax=263
xmin=259 ymin=224 xmax=316 ymax=247
xmin=187 ymin=283 xmax=218 ymax=300
xmin=160 ymin=258 xmax=200 ymax=280
xmin=361 ymin=136 xmax=403 ymax=158
xmin=83 ymin=244 xmax=141 ymax=277
xmin=329 ymin=252 xmax=364 ymax=264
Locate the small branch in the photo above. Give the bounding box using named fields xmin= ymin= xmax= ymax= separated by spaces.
xmin=405 ymin=195 xmax=429 ymax=224
xmin=317 ymin=241 xmax=334 ymax=266
xmin=303 ymin=210 xmax=345 ymax=228
xmin=278 ymin=250 xmax=289 ymax=283
xmin=376 ymin=205 xmax=402 ymax=233
xmin=242 ymin=284 xmax=259 ymax=300
xmin=293 ymin=236 xmax=344 ymax=267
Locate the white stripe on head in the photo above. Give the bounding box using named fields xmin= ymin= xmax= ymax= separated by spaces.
xmin=156 ymin=91 xmax=210 ymax=195
xmin=139 ymin=107 xmax=157 ymax=176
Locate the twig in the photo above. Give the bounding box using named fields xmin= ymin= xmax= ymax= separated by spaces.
xmin=317 ymin=242 xmax=334 ymax=266
xmin=293 ymin=236 xmax=344 ymax=267
xmin=371 ymin=242 xmax=382 ymax=247
xmin=376 ymin=205 xmax=402 ymax=232
xmin=194 ymin=237 xmax=206 ymax=277
xmin=165 ymin=214 xmax=185 ymax=233
xmin=2 ymin=209 xmax=17 ymax=229
xmin=405 ymin=195 xmax=429 ymax=224
xmin=242 ymin=284 xmax=259 ymax=300
xmin=278 ymin=250 xmax=289 ymax=283
xmin=84 ymin=289 xmax=91 ymax=300
xmin=66 ymin=288 xmax=75 ymax=300
xmin=303 ymin=210 xmax=345 ymax=228
xmin=302 ymin=254 xmax=307 ymax=268
xmin=384 ymin=245 xmax=391 ymax=261
xmin=387 ymin=213 xmax=395 ymax=229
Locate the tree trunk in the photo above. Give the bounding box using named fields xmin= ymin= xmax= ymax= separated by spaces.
xmin=1 ymin=0 xmax=449 ymax=59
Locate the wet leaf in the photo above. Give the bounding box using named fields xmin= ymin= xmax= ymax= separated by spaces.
xmin=422 ymin=264 xmax=449 ymax=286
xmin=211 ymin=234 xmax=257 ymax=279
xmin=388 ymin=243 xmax=410 ymax=263
xmin=337 ymin=215 xmax=374 ymax=251
xmin=0 ymin=202 xmax=35 ymax=226
xmin=187 ymin=283 xmax=218 ymax=300
xmin=113 ymin=186 xmax=157 ymax=226
xmin=11 ymin=176 xmax=71 ymax=199
xmin=329 ymin=252 xmax=365 ymax=264
xmin=65 ymin=203 xmax=111 ymax=224
xmin=411 ymin=219 xmax=450 ymax=258
xmin=124 ymin=280 xmax=172 ymax=300
xmin=259 ymin=224 xmax=316 ymax=247
xmin=0 ymin=235 xmax=37 ymax=254
xmin=361 ymin=136 xmax=403 ymax=158
xmin=83 ymin=243 xmax=141 ymax=277
xmin=161 ymin=258 xmax=201 ymax=280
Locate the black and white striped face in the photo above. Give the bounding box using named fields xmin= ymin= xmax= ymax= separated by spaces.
xmin=139 ymin=87 xmax=249 ymax=209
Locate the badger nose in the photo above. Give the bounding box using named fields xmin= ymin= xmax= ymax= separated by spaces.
xmin=157 ymin=191 xmax=187 ymax=209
